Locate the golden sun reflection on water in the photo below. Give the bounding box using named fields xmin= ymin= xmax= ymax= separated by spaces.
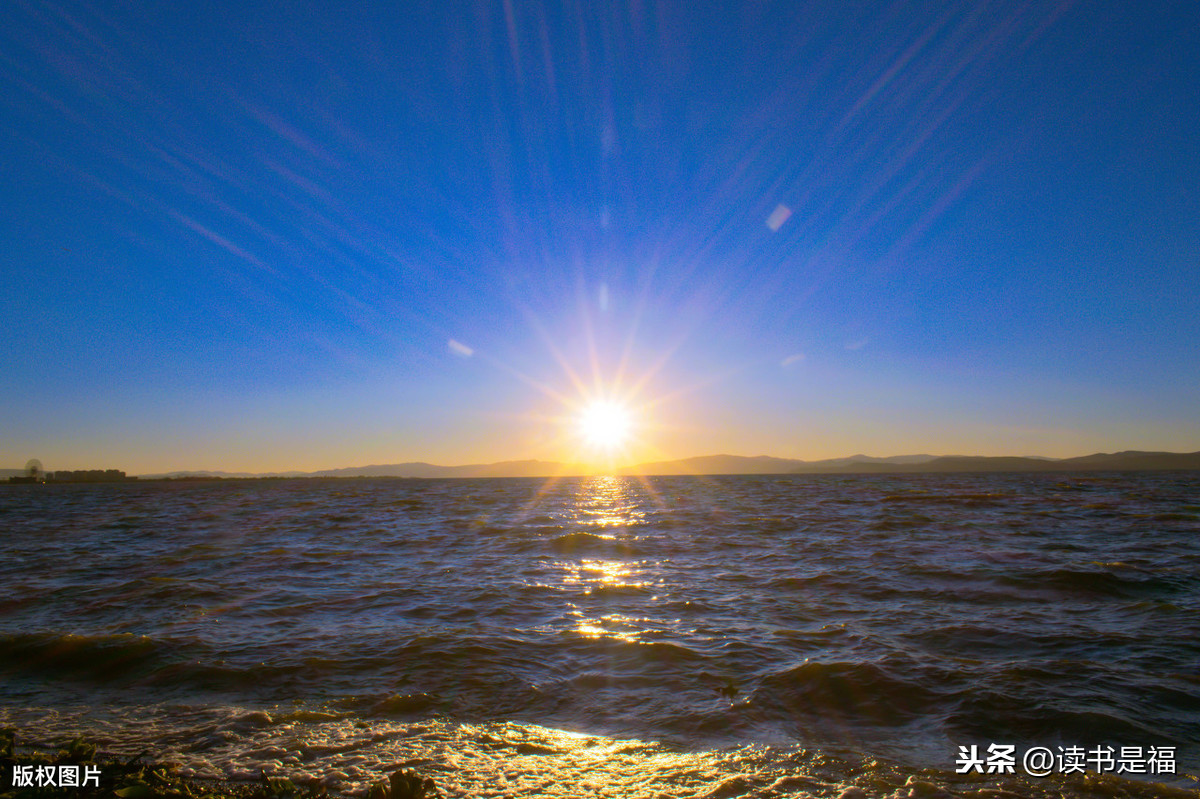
xmin=561 ymin=559 xmax=661 ymax=643
xmin=559 ymin=558 xmax=642 ymax=588
xmin=554 ymin=476 xmax=666 ymax=643
xmin=568 ymin=474 xmax=647 ymax=527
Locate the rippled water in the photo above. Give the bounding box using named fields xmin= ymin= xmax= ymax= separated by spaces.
xmin=2 ymin=473 xmax=1198 ymax=797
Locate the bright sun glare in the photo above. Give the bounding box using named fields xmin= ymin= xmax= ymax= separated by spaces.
xmin=576 ymin=400 xmax=634 ymax=451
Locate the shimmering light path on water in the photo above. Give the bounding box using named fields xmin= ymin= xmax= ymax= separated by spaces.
xmin=1 ymin=474 xmax=1198 ymax=797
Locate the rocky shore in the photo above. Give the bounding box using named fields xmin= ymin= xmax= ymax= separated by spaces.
xmin=0 ymin=731 xmax=439 ymax=799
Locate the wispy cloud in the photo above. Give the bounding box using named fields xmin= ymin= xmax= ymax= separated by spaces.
xmin=168 ymin=211 xmax=276 ymax=275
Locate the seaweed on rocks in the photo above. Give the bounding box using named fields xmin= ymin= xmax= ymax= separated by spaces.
xmin=364 ymin=771 xmax=438 ymax=799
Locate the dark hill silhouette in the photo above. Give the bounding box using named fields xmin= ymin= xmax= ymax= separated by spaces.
xmin=117 ymin=450 xmax=1200 ymax=480
xmin=796 ymin=451 xmax=1200 ymax=474
xmin=307 ymin=460 xmax=588 ymax=478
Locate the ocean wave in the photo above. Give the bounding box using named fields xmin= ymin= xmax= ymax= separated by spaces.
xmin=994 ymin=565 xmax=1192 ymax=598
xmin=882 ymin=492 xmax=1014 ymax=505
xmin=750 ymin=659 xmax=952 ymax=729
xmin=0 ymin=631 xmax=178 ymax=682
xmin=946 ymin=693 xmax=1168 ymax=747
xmin=549 ymin=531 xmax=642 ymax=555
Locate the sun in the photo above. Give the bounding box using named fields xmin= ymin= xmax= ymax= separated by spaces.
xmin=576 ymin=400 xmax=634 ymax=452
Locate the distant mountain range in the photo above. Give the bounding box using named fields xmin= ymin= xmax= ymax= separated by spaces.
xmin=119 ymin=450 xmax=1200 ymax=479
xmin=786 ymin=450 xmax=1200 ymax=473
xmin=622 ymin=453 xmax=940 ymax=475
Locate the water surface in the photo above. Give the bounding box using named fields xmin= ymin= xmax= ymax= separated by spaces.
xmin=1 ymin=473 xmax=1198 ymax=797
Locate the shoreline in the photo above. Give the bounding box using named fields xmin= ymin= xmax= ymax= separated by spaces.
xmin=1 ymin=729 xmax=439 ymax=799
xmin=3 ymin=723 xmax=1198 ymax=799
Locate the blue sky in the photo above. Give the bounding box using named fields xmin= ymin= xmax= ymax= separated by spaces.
xmin=3 ymin=0 xmax=1198 ymax=473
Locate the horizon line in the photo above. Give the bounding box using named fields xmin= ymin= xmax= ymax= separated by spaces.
xmin=5 ymin=448 xmax=1192 ymax=478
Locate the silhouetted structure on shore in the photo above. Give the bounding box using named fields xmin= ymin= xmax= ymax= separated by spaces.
xmin=7 ymin=459 xmax=44 ymax=484
xmin=6 ymin=462 xmax=136 ymax=484
xmin=49 ymin=469 xmax=136 ymax=483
